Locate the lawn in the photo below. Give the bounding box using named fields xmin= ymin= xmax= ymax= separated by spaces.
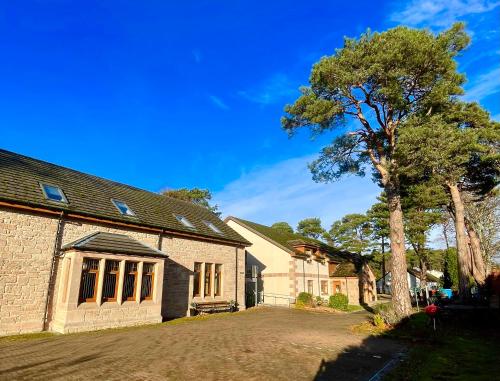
xmin=383 ymin=309 xmax=500 ymax=381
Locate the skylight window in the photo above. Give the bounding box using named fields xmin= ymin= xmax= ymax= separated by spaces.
xmin=112 ymin=199 xmax=135 ymax=216
xmin=203 ymin=220 xmax=223 ymax=235
xmin=175 ymin=214 xmax=195 ymax=229
xmin=40 ymin=183 xmax=68 ymax=203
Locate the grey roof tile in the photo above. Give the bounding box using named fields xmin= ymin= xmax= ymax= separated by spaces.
xmin=62 ymin=232 xmax=166 ymax=257
xmin=0 ymin=149 xmax=249 ymax=245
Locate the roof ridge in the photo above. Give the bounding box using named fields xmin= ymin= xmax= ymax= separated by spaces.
xmin=0 ymin=148 xmax=152 ymax=194
xmin=0 ymin=148 xmax=221 ymax=217
xmin=228 ymin=216 xmax=327 ymax=245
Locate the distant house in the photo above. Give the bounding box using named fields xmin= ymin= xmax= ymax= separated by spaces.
xmin=0 ymin=149 xmax=250 ymax=336
xmin=225 ymin=217 xmax=377 ymax=306
xmin=376 ymin=268 xmax=441 ymax=295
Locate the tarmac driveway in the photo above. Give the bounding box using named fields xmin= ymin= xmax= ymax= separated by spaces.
xmin=0 ymin=307 xmax=404 ymax=381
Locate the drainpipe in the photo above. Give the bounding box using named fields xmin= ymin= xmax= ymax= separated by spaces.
xmin=345 ymin=277 xmax=349 ymax=304
xmin=235 ymin=247 xmax=238 ymax=307
xmin=43 ymin=211 xmax=65 ymax=331
xmin=317 ymin=261 xmax=320 ymax=297
xmin=157 ymin=229 xmax=165 ymax=250
xmin=302 ymin=260 xmax=305 ymax=292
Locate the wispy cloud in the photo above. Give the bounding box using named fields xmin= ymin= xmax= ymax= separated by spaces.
xmin=209 ymin=95 xmax=229 ymax=110
xmin=390 ymin=0 xmax=500 ymax=28
xmin=214 ymin=155 xmax=380 ymax=229
xmin=464 ymin=66 xmax=500 ymax=101
xmin=238 ymin=73 xmax=299 ymax=105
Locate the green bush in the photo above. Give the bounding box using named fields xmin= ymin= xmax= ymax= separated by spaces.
xmin=373 ymin=303 xmax=400 ymax=325
xmin=373 ymin=314 xmax=386 ymax=328
xmin=329 ymin=293 xmax=349 ymax=310
xmin=296 ymin=292 xmax=313 ymax=308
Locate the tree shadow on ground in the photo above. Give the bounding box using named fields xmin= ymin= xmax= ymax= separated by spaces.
xmin=313 ymin=307 xmax=500 ymax=381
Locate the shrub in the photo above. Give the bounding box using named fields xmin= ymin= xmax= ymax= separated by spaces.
xmin=373 ymin=303 xmax=400 ymax=325
xmin=329 ymin=293 xmax=349 ymax=311
xmin=315 ymin=296 xmax=324 ymax=306
xmin=373 ymin=314 xmax=386 ymax=328
xmin=296 ymin=292 xmax=313 ymax=308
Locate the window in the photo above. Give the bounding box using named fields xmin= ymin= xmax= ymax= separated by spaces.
xmin=328 ymin=263 xmax=337 ymax=276
xmin=203 ymin=220 xmax=223 ymax=235
xmin=193 ymin=262 xmax=202 ymax=297
xmin=307 ymin=280 xmax=313 ymax=294
xmin=41 ymin=183 xmax=68 ymax=203
xmin=204 ymin=263 xmax=213 ymax=297
xmin=332 ymin=281 xmax=342 ymax=294
xmin=122 ymin=262 xmax=138 ymax=301
xmin=79 ymin=258 xmax=100 ymax=303
xmin=102 ymin=260 xmax=120 ymax=302
xmin=112 ymin=199 xmax=135 ymax=216
xmin=141 ymin=263 xmax=155 ymax=301
xmin=214 ymin=264 xmax=222 ymax=296
xmin=175 ymin=214 xmax=195 ymax=229
xmin=321 ymin=280 xmax=328 ymax=295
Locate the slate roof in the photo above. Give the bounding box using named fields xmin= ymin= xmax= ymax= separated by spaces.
xmin=331 ymin=262 xmax=359 ymax=277
xmin=0 ymin=149 xmax=249 ymax=246
xmin=225 ymin=216 xmax=350 ymax=262
xmin=62 ymin=232 xmax=166 ymax=257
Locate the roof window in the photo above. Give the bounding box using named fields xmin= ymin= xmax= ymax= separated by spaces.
xmin=203 ymin=220 xmax=223 ymax=235
xmin=175 ymin=214 xmax=195 ymax=229
xmin=40 ymin=183 xmax=68 ymax=203
xmin=112 ymin=199 xmax=135 ymax=216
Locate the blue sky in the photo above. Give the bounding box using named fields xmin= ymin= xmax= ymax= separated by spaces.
xmin=1 ymin=1 xmax=499 ymax=238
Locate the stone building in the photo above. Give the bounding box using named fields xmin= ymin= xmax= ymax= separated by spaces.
xmin=225 ymin=217 xmax=377 ymax=306
xmin=0 ymin=149 xmax=249 ymax=336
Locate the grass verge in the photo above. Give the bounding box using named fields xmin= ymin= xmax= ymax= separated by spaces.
xmin=383 ymin=310 xmax=500 ymax=380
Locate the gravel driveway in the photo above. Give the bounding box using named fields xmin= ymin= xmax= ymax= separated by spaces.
xmin=0 ymin=307 xmax=404 ymax=381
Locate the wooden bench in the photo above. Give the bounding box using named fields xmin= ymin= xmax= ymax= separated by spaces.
xmin=192 ymin=301 xmax=233 ymax=315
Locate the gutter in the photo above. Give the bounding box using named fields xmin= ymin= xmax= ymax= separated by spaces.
xmin=0 ymin=200 xmax=250 ymax=248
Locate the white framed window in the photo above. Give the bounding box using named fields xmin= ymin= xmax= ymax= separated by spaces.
xmin=112 ymin=199 xmax=135 ymax=216
xmin=203 ymin=220 xmax=223 ymax=235
xmin=40 ymin=183 xmax=68 ymax=203
xmin=175 ymin=214 xmax=195 ymax=229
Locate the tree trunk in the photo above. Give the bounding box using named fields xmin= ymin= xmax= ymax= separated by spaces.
xmin=465 ymin=218 xmax=486 ymax=286
xmin=448 ymin=183 xmax=470 ymax=298
xmin=419 ymin=257 xmax=428 ymax=302
xmin=386 ymin=180 xmax=412 ymax=318
xmin=381 ymin=236 xmax=386 ymax=293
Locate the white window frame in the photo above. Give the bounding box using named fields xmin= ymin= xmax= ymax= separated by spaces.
xmin=111 ymin=199 xmax=136 ymax=217
xmin=175 ymin=214 xmax=196 ymax=229
xmin=40 ymin=182 xmax=68 ymax=203
xmin=203 ymin=220 xmax=223 ymax=235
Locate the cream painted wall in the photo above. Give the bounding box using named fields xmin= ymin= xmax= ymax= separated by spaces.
xmin=227 ymin=220 xmax=291 ymax=299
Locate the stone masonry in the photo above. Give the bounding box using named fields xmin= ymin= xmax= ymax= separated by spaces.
xmin=0 ymin=207 xmax=246 ymax=336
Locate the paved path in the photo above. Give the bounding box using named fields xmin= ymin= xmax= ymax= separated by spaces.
xmin=0 ymin=307 xmax=404 ymax=380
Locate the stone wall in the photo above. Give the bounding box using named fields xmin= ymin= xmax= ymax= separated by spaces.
xmin=0 ymin=206 xmax=245 ymax=336
xmin=161 ymin=236 xmax=245 ymax=318
xmin=0 ymin=208 xmax=59 ymax=335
